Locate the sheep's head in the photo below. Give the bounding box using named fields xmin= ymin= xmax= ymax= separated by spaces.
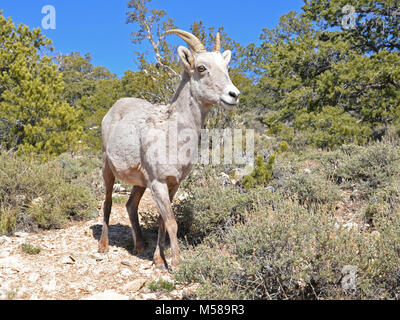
xmin=166 ymin=29 xmax=240 ymax=109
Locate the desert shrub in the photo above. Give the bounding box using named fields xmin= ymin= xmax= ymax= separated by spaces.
xmin=51 ymin=151 xmax=103 ymax=196
xmin=242 ymin=141 xmax=289 ymax=190
xmin=174 ymin=169 xmax=270 ymax=244
xmin=176 ymin=196 xmax=400 ymax=300
xmin=269 ymin=149 xmax=342 ymax=207
xmin=0 ymin=151 xmax=98 ymax=235
xmin=272 ymin=170 xmax=342 ymax=207
xmin=21 ymin=243 xmax=41 ymax=255
xmin=148 ymin=279 xmax=176 ymax=293
xmin=242 ymin=154 xmax=275 ymax=190
xmin=324 ymin=142 xmax=400 ymax=205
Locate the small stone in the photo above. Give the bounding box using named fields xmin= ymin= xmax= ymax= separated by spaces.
xmin=28 ymin=273 xmax=40 ymax=282
xmin=343 ymin=222 xmax=359 ymax=231
xmin=89 ymin=253 xmax=103 ymax=262
xmin=371 ymin=231 xmax=381 ymax=238
xmin=15 ymin=194 xmax=27 ymax=202
xmin=81 ymin=290 xmax=129 ymax=300
xmin=60 ymin=255 xmax=75 ymax=265
xmin=0 ymin=256 xmax=23 ymax=269
xmin=43 ymin=279 xmax=57 ymax=292
xmin=178 ymin=192 xmax=189 ymax=201
xmin=0 ymin=250 xmax=10 ymax=258
xmin=121 ymin=260 xmax=133 ymax=267
xmin=14 ymin=232 xmax=29 ymax=238
xmin=137 ymin=293 xmax=157 ymax=300
xmin=266 ymin=186 xmax=275 ymax=193
xmin=113 ymin=184 xmax=126 ymax=193
xmin=31 ymin=197 xmax=43 ymax=207
xmin=0 ymin=236 xmax=10 ymax=246
xmin=120 ymin=268 xmax=133 ymax=277
xmin=123 ymin=279 xmax=146 ymax=292
xmin=221 ymin=172 xmax=230 ymax=179
xmin=140 ymin=261 xmax=153 ymax=270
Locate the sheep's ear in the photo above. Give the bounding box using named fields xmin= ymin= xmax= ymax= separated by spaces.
xmin=178 ymin=46 xmax=194 ymax=71
xmin=222 ymin=50 xmax=232 ymax=64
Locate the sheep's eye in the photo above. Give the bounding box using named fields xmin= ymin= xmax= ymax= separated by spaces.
xmin=197 ymin=65 xmax=207 ymax=73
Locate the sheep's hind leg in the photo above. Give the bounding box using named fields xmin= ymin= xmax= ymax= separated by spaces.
xmin=99 ymin=163 xmax=115 ymax=253
xmin=126 ymin=186 xmax=146 ymax=255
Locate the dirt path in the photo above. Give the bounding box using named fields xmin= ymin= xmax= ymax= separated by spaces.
xmin=0 ymin=190 xmax=197 ymax=300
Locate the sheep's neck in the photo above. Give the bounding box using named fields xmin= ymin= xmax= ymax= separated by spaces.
xmin=168 ymin=72 xmax=210 ymax=133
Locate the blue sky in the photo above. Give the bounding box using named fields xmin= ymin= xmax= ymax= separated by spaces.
xmin=1 ymin=1 xmax=304 ymax=77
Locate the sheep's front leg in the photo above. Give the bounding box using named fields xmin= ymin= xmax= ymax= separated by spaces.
xmin=150 ymin=180 xmax=181 ymax=268
xmin=153 ymin=184 xmax=180 ymax=269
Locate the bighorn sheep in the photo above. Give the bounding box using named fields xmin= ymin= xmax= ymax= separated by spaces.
xmin=99 ymin=29 xmax=240 ymax=269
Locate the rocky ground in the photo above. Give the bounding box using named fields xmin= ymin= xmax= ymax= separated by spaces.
xmin=0 ymin=190 xmax=198 ymax=300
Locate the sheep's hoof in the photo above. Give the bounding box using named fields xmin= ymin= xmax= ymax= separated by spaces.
xmin=98 ymin=243 xmax=109 ymax=254
xmin=134 ymin=244 xmax=145 ymax=256
xmin=154 ymin=263 xmax=168 ymax=271
xmin=153 ymin=255 xmax=167 ymax=270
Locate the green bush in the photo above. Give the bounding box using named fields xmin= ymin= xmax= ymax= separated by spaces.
xmin=275 ymin=171 xmax=342 ymax=207
xmin=242 ymin=154 xmax=275 ymax=190
xmin=21 ymin=243 xmax=41 ymax=255
xmin=325 ymin=142 xmax=400 ymax=204
xmin=52 ymin=151 xmax=103 ymax=196
xmin=148 ymin=279 xmax=176 ymax=293
xmin=293 ymin=107 xmax=373 ymax=149
xmin=0 ymin=151 xmax=98 ymax=235
xmin=267 ymin=148 xmax=342 ymax=207
xmin=176 ymin=196 xmax=400 ymax=300
xmin=174 ymin=170 xmax=270 ymax=244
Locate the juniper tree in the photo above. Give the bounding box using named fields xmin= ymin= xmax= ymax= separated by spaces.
xmin=0 ymin=12 xmax=82 ymax=158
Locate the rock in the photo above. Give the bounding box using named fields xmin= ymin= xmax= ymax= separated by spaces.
xmin=120 ymin=268 xmax=133 ymax=277
xmin=0 ymin=250 xmax=10 ymax=258
xmin=28 ymin=273 xmax=40 ymax=282
xmin=88 ymin=253 xmax=104 ymax=262
xmin=81 ymin=290 xmax=129 ymax=300
xmin=43 ymin=279 xmax=57 ymax=292
xmin=343 ymin=222 xmax=359 ymax=231
xmin=60 ymin=255 xmax=75 ymax=265
xmin=121 ymin=260 xmax=133 ymax=267
xmin=123 ymin=279 xmax=146 ymax=292
xmin=15 ymin=194 xmax=27 ymax=202
xmin=177 ymin=192 xmax=189 ymax=201
xmin=31 ymin=197 xmax=43 ymax=207
xmin=266 ymin=186 xmax=275 ymax=193
xmin=303 ymin=168 xmax=311 ymax=174
xmin=0 ymin=256 xmax=23 ymax=269
xmin=137 ymin=293 xmax=157 ymax=300
xmin=221 ymin=173 xmax=231 ymax=187
xmin=371 ymin=231 xmax=381 ymax=238
xmin=0 ymin=236 xmax=11 ymax=246
xmin=221 ymin=172 xmax=230 ymax=179
xmin=14 ymin=231 xmax=29 ymax=238
xmin=113 ymin=184 xmax=126 ymax=193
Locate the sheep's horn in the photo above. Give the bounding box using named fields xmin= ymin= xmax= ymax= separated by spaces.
xmin=213 ymin=32 xmax=221 ymax=52
xmin=166 ymin=29 xmax=206 ymax=53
